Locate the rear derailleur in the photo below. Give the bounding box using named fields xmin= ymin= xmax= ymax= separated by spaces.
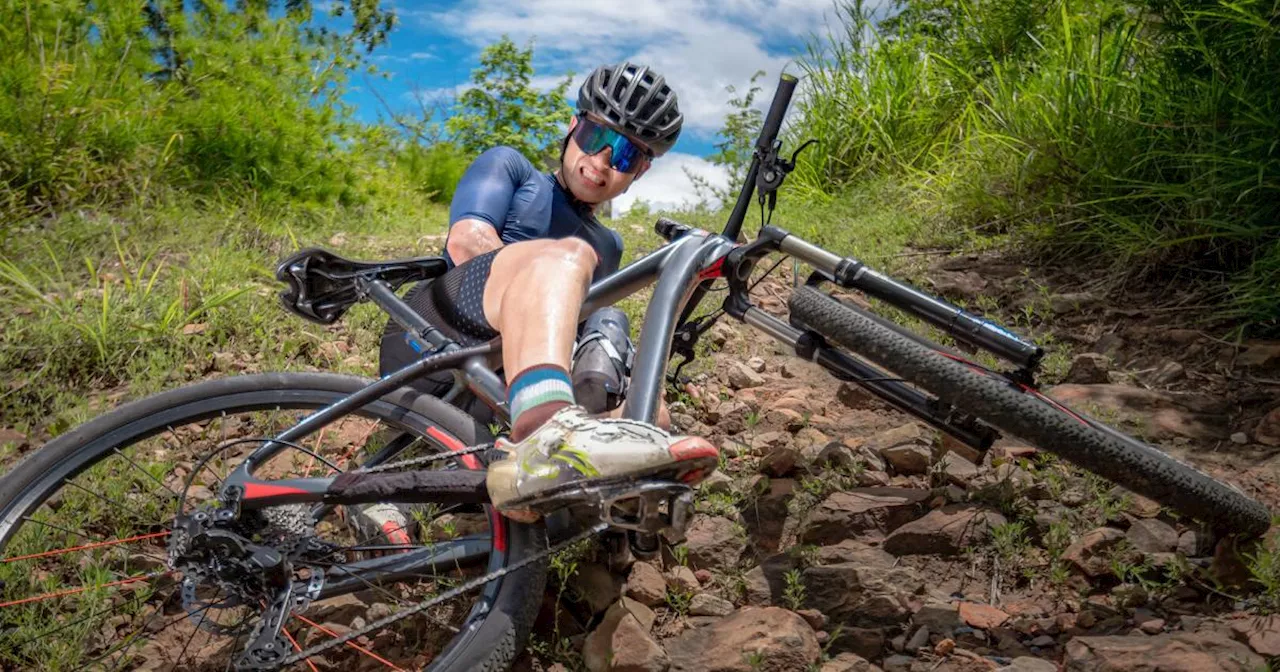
xmin=167 ymin=493 xmax=332 ymax=670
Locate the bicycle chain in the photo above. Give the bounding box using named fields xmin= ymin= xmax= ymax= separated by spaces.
xmin=277 ymin=520 xmax=608 ymax=668
xmin=349 ymin=443 xmax=492 ymax=473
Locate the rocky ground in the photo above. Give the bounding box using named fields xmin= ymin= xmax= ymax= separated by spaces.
xmin=510 ymin=252 xmax=1280 ymax=672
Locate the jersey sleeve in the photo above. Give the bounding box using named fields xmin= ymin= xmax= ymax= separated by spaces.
xmin=448 ymin=146 xmax=537 ymax=232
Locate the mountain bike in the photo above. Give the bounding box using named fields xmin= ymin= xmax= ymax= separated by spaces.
xmin=0 ymin=73 xmax=1269 ymax=672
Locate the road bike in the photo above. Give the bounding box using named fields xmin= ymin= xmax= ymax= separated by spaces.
xmin=0 ymin=73 xmax=1269 ymax=672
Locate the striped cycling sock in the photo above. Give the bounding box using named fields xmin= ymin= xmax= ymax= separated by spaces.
xmin=507 ymin=365 xmax=575 ymax=442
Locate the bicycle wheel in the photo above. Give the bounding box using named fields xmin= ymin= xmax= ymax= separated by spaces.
xmin=0 ymin=372 xmax=547 ymax=671
xmin=788 ymin=286 xmax=1272 ymax=536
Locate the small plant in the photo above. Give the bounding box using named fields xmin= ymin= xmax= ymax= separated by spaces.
xmin=743 ymin=650 xmax=766 ymax=670
xmin=698 ymin=490 xmax=743 ymax=518
xmin=782 ymin=568 xmax=807 ymax=610
xmin=789 ymin=544 xmax=821 ymax=569
xmin=666 ymin=585 xmax=694 ymax=617
xmin=721 ymin=567 xmax=750 ymax=604
xmin=1245 ymin=532 xmax=1280 ymax=614
xmin=989 ymin=521 xmax=1030 ymax=563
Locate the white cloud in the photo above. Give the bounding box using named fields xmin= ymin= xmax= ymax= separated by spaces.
xmin=423 ymin=0 xmax=857 ymax=137
xmin=409 ymin=51 xmax=435 ymax=60
xmin=401 ymin=73 xmax=571 ymax=108
xmin=611 ymin=152 xmax=731 ymax=216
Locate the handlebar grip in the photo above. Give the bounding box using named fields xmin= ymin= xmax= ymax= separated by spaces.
xmin=756 ymin=73 xmax=798 ymax=151
xmin=655 ymin=216 xmax=692 ymax=241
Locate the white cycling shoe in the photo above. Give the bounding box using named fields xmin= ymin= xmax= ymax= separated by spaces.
xmin=485 ymin=405 xmax=720 ymax=522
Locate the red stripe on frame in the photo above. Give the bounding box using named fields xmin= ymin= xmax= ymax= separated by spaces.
xmin=243 ymin=482 xmax=311 ymax=500
xmin=427 ymin=426 xmax=481 ymax=470
xmin=697 ymin=257 xmax=726 ymax=281
xmin=424 ymin=426 xmax=505 ymax=552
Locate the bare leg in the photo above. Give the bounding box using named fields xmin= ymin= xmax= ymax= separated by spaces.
xmin=482 ymin=238 xmax=597 ymax=384
xmin=480 ymin=239 xmax=720 ymax=516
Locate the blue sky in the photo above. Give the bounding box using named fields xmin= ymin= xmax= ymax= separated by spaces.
xmin=331 ymin=0 xmax=848 ymax=213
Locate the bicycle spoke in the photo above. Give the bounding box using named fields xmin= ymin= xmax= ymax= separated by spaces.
xmin=344 ymin=418 xmax=386 ymax=466
xmin=62 ymin=480 xmax=166 ymax=530
xmin=93 ymin=592 xmax=232 ymax=672
xmin=169 ymin=588 xmax=222 ymax=672
xmin=2 ymin=530 xmax=169 ymax=564
xmin=10 ymin=518 xmax=172 ymax=570
xmin=109 ymin=448 xmax=180 ymax=500
xmin=0 ymin=571 xmax=167 ymax=609
xmin=0 ymin=387 xmax=505 ymax=672
xmin=292 ymin=613 xmax=406 ymax=672
xmin=281 ymin=626 xmax=319 ymax=672
xmin=10 ymin=590 xmax=152 ymax=650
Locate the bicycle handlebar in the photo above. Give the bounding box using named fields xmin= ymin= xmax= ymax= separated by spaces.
xmin=721 ymin=72 xmax=798 ymax=244
xmin=757 ymin=74 xmax=797 ymax=152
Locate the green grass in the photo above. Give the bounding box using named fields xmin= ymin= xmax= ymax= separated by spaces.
xmin=788 ymin=0 xmax=1280 ymax=334
xmin=0 ymin=191 xmax=455 ymax=444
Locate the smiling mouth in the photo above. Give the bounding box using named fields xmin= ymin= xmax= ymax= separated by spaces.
xmin=579 ymin=164 xmax=606 ymax=188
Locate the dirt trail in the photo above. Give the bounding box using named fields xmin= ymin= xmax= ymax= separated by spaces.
xmin=522 ymin=252 xmax=1280 ymax=672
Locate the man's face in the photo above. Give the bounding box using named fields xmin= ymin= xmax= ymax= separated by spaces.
xmin=561 ymin=115 xmax=651 ymax=204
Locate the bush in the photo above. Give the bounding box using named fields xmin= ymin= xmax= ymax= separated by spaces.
xmin=0 ymin=1 xmax=396 ymax=219
xmin=792 ymin=0 xmax=1280 ymax=333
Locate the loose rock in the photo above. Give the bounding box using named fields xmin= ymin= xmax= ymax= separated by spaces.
xmin=1065 ymin=353 xmax=1113 ymax=384
xmin=800 ymin=488 xmax=931 ymax=544
xmin=760 ymin=446 xmax=801 ymax=477
xmin=998 ymin=658 xmax=1057 ymax=672
xmin=1125 ymin=518 xmax=1178 ymax=553
xmin=940 ymin=452 xmax=980 ymax=486
xmin=728 ymin=363 xmax=766 ymax=390
xmin=1064 ymin=631 xmax=1264 ymax=671
xmin=905 ymin=626 xmax=930 ymax=653
xmin=583 ymin=599 xmax=667 ymax=672
xmin=820 ymin=652 xmax=882 ymax=672
xmin=1062 ymin=527 xmax=1130 ymax=577
xmin=880 ymin=444 xmax=933 ymax=475
xmin=625 ymin=562 xmax=667 ymax=607
xmin=913 ymin=602 xmax=963 ymax=636
xmin=802 ymin=562 xmax=921 ymax=628
xmin=1230 ymin=614 xmax=1280 ymax=657
xmin=667 ymin=566 xmax=701 ymax=594
xmin=959 ymin=602 xmax=1010 ymax=630
xmin=665 ymin=607 xmax=820 ymax=672
xmin=1257 ymin=406 xmax=1280 ymax=447
xmin=683 ymin=515 xmax=746 ymax=571
xmin=883 ymin=505 xmax=1007 ymax=556
xmin=689 ymin=593 xmax=735 ymax=617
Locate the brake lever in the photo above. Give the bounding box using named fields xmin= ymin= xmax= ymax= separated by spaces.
xmin=665 ymin=313 xmax=725 ymax=385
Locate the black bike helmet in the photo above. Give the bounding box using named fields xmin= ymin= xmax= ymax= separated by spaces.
xmin=577 ymin=61 xmax=683 ymax=156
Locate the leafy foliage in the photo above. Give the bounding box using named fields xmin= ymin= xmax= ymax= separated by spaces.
xmin=790 ymin=0 xmax=1280 ymax=333
xmin=444 ymin=36 xmax=574 ymax=169
xmin=688 ymin=70 xmax=767 ymax=204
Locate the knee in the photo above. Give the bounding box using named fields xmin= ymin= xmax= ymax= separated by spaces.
xmin=531 ymin=238 xmax=597 ymax=283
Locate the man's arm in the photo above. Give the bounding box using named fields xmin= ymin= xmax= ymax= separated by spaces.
xmin=446 ymin=218 xmax=504 ymax=265
xmin=443 ymin=147 xmax=538 ymax=264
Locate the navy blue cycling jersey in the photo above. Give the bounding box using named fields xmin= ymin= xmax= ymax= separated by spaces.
xmin=444 ymin=146 xmax=624 ymax=281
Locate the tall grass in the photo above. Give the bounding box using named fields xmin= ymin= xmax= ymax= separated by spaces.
xmin=793 ymin=0 xmax=1280 ymax=333
xmin=0 ymin=1 xmax=470 ymax=220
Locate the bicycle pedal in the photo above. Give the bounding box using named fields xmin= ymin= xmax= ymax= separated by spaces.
xmin=520 ymin=481 xmax=695 ymax=536
xmin=597 ymin=481 xmax=694 ymax=535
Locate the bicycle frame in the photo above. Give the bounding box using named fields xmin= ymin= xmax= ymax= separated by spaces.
xmin=209 ymin=72 xmax=1048 ymax=605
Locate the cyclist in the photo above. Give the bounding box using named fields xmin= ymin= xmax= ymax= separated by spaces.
xmin=379 ymin=62 xmax=719 ymax=522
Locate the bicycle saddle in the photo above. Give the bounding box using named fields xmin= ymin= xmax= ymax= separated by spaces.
xmin=275 ymin=247 xmax=448 ymax=325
